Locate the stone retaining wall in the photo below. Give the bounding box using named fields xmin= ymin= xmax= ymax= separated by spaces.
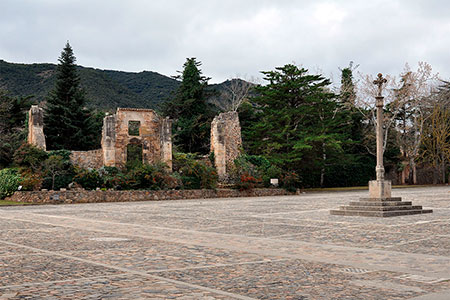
xmin=6 ymin=188 xmax=294 ymax=205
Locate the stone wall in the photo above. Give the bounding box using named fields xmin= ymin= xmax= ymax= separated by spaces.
xmin=210 ymin=111 xmax=242 ymax=178
xmin=27 ymin=105 xmax=46 ymax=150
xmin=70 ymin=149 xmax=103 ymax=169
xmin=101 ymin=108 xmax=173 ymax=170
xmin=6 ymin=188 xmax=294 ymax=204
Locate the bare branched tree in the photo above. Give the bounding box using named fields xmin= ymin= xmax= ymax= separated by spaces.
xmin=393 ymin=62 xmax=439 ymax=183
xmin=420 ymin=99 xmax=450 ymax=183
xmin=355 ymin=72 xmax=397 ymax=155
xmin=354 ymin=62 xmax=439 ymax=184
xmin=218 ymin=76 xmax=257 ymax=112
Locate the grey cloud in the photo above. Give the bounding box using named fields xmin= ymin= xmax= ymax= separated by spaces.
xmin=0 ymin=0 xmax=448 ymax=83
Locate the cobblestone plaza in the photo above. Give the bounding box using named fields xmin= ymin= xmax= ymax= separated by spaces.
xmin=0 ymin=186 xmax=449 ymax=299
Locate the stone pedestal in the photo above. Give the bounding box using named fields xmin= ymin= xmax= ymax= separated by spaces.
xmin=369 ymin=180 xmax=391 ymax=198
xmin=330 ymin=197 xmax=433 ymax=217
xmin=330 ymin=180 xmax=432 ymax=217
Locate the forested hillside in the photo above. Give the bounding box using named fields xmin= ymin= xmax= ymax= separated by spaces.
xmin=0 ymin=60 xmax=180 ymax=110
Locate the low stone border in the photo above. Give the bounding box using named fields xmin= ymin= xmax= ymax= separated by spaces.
xmin=5 ymin=188 xmax=295 ymax=205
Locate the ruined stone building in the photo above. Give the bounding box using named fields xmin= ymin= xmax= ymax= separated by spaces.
xmin=28 ymin=106 xmax=242 ymax=178
xmin=28 ymin=107 xmax=173 ymax=170
xmin=102 ymin=108 xmax=172 ymax=169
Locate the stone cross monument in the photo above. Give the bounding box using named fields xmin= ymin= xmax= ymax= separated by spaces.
xmin=330 ymin=73 xmax=432 ymax=217
xmin=369 ymin=73 xmax=391 ymax=198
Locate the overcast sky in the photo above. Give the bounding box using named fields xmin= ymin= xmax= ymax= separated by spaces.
xmin=1 ymin=0 xmax=449 ymax=83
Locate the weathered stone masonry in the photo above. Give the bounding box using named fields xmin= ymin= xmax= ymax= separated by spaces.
xmin=6 ymin=188 xmax=293 ymax=204
xmin=27 ymin=106 xmax=173 ymax=170
xmin=102 ymin=108 xmax=172 ymax=169
xmin=27 ymin=105 xmax=46 ymax=151
xmin=27 ymin=106 xmax=243 ymax=178
xmin=210 ymin=111 xmax=242 ymax=178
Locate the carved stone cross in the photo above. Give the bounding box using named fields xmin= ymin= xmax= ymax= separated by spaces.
xmin=373 ymin=73 xmax=387 ymax=98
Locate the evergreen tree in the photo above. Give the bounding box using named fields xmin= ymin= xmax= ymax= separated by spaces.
xmin=245 ymin=64 xmax=353 ymax=187
xmin=162 ymin=58 xmax=216 ymax=154
xmin=340 ymin=62 xmax=357 ymax=105
xmin=0 ymin=90 xmax=33 ymax=168
xmin=44 ymin=42 xmax=99 ymax=150
xmin=324 ymin=64 xmax=376 ymax=187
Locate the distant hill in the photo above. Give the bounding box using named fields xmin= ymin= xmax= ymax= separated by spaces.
xmin=0 ymin=60 xmax=254 ymax=112
xmin=0 ymin=59 xmax=180 ymax=110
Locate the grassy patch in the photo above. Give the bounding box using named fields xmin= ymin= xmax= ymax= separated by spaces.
xmin=304 ymin=184 xmax=439 ymax=193
xmin=0 ymin=200 xmax=30 ymax=206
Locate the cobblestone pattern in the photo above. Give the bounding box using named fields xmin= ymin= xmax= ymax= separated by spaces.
xmin=5 ymin=188 xmax=292 ymax=204
xmin=0 ymin=186 xmax=449 ymax=299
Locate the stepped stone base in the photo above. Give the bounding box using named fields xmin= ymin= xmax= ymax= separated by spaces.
xmin=330 ymin=197 xmax=433 ymax=217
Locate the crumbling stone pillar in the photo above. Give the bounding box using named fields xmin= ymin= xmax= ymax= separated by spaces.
xmin=210 ymin=111 xmax=242 ymax=178
xmin=101 ymin=114 xmax=117 ymax=167
xmin=27 ymin=105 xmax=46 ymax=150
xmin=160 ymin=117 xmax=173 ymax=170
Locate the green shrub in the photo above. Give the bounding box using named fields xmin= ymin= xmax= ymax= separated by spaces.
xmin=47 ymin=149 xmax=72 ymax=162
xmin=0 ymin=168 xmax=20 ymax=199
xmin=41 ymin=155 xmax=74 ymax=190
xmin=261 ymin=165 xmax=283 ymax=187
xmin=126 ymin=163 xmax=178 ymax=190
xmin=99 ymin=167 xmax=129 ymax=190
xmin=281 ymin=172 xmax=301 ymax=192
xmin=73 ymin=168 xmax=102 ymax=190
xmin=235 ymin=173 xmax=261 ymax=191
xmin=18 ymin=168 xmax=42 ymax=191
xmin=174 ymin=153 xmax=218 ymax=189
xmin=13 ymin=143 xmax=48 ymax=171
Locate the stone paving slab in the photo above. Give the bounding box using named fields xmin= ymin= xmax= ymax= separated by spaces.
xmin=0 ymin=186 xmax=449 ymax=299
xmin=0 ymin=254 xmax=122 ymax=286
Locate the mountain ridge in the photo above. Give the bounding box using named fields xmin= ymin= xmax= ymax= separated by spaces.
xmin=0 ymin=59 xmax=180 ymax=110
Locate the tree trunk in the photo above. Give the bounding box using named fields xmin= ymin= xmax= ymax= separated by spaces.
xmin=442 ymin=162 xmax=446 ymax=184
xmin=411 ymin=159 xmax=417 ymax=185
xmin=320 ymin=142 xmax=326 ymax=188
xmin=433 ymin=167 xmax=439 ymax=184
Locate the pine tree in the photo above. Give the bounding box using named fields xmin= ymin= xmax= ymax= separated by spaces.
xmin=245 ymin=64 xmax=352 ymax=187
xmin=44 ymin=42 xmax=99 ymax=150
xmin=162 ymin=58 xmax=216 ymax=154
xmin=340 ymin=62 xmax=357 ymax=105
xmin=0 ymin=91 xmax=33 ymax=167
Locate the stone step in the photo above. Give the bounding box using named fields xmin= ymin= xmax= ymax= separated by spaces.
xmin=340 ymin=205 xmax=422 ymax=212
xmin=330 ymin=209 xmax=433 ymax=217
xmin=349 ymin=201 xmax=413 ymax=207
xmin=359 ymin=197 xmax=402 ymax=202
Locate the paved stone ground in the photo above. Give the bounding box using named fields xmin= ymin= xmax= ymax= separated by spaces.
xmin=0 ymin=186 xmax=449 ymax=300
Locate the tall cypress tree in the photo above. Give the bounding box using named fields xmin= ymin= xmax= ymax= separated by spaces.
xmin=162 ymin=58 xmax=216 ymax=154
xmin=44 ymin=42 xmax=98 ymax=150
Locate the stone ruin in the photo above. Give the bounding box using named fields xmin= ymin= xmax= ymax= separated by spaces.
xmin=210 ymin=111 xmax=242 ymax=178
xmin=102 ymin=108 xmax=172 ymax=169
xmin=27 ymin=105 xmax=46 ymax=151
xmin=27 ymin=107 xmax=172 ymax=170
xmin=28 ymin=106 xmax=242 ymax=177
